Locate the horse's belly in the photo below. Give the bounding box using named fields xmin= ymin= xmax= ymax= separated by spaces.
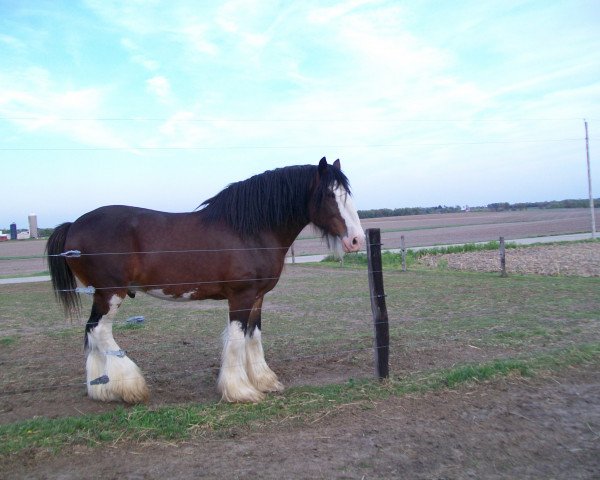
xmin=145 ymin=288 xmax=196 ymax=302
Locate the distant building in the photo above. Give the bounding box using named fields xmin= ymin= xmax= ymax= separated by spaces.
xmin=28 ymin=214 xmax=39 ymax=238
xmin=0 ymin=231 xmax=8 ymax=242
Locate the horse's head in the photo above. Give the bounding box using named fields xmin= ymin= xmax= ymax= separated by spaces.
xmin=310 ymin=157 xmax=365 ymax=257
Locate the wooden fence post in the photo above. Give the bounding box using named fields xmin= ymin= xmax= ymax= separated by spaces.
xmin=499 ymin=236 xmax=507 ymax=277
xmin=290 ymin=243 xmax=296 ymax=264
xmin=366 ymin=228 xmax=390 ymax=379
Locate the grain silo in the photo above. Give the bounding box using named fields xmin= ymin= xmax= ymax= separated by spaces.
xmin=28 ymin=214 xmax=39 ymax=239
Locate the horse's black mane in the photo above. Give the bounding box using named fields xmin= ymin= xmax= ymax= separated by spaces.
xmin=199 ymin=162 xmax=351 ymax=237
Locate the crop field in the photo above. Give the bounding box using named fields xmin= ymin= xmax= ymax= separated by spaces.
xmin=295 ymin=207 xmax=600 ymax=255
xmin=0 ymin=210 xmax=599 ymax=478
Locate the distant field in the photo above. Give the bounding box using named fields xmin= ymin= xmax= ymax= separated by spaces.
xmin=0 ymin=208 xmax=598 ymax=276
xmin=296 ymin=208 xmax=599 ymax=254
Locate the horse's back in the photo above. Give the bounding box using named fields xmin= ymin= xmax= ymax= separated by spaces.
xmin=66 ymin=205 xmax=191 ymax=248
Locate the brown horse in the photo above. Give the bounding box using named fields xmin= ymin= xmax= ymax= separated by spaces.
xmin=46 ymin=158 xmax=364 ymax=403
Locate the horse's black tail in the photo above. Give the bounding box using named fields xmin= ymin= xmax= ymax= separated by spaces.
xmin=46 ymin=222 xmax=80 ymax=316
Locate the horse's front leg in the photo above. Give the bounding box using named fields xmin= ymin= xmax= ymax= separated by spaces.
xmin=245 ymin=296 xmax=284 ymax=394
xmin=218 ymin=293 xmax=265 ymax=403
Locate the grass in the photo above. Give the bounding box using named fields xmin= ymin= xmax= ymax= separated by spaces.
xmin=322 ymin=240 xmax=518 ymax=269
xmin=0 ymin=255 xmax=44 ymax=261
xmin=1 ymin=343 xmax=598 ymax=455
xmin=0 ymin=271 xmax=49 ymax=280
xmin=0 ymin=336 xmax=17 ymax=346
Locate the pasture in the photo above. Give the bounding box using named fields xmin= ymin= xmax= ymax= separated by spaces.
xmin=1 ymin=210 xmax=599 ymax=478
xmin=1 ymin=251 xmax=599 ymax=477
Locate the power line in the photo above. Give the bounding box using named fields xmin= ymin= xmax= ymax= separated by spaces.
xmin=1 ymin=116 xmax=592 ymax=122
xmin=0 ymin=138 xmax=582 ymax=151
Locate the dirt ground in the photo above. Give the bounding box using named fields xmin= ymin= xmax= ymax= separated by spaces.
xmin=2 ymin=365 xmax=599 ymax=479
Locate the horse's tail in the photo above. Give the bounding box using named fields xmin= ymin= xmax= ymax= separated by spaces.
xmin=46 ymin=222 xmax=80 ymax=316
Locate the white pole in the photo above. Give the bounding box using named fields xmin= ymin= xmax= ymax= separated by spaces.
xmin=585 ymin=120 xmax=596 ymax=239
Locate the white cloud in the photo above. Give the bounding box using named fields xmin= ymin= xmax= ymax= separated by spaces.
xmin=179 ymin=22 xmax=219 ymax=56
xmin=0 ymin=68 xmax=130 ymax=149
xmin=120 ymin=38 xmax=160 ymax=71
xmin=307 ymin=0 xmax=381 ymax=24
xmin=146 ymin=75 xmax=172 ymax=100
xmin=0 ymin=33 xmax=25 ymax=50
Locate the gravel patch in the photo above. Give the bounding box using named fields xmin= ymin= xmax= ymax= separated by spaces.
xmin=419 ymin=242 xmax=600 ymax=276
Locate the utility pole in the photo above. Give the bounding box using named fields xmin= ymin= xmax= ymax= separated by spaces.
xmin=585 ymin=119 xmax=596 ymax=239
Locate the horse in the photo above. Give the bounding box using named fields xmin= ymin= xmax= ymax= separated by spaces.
xmin=46 ymin=157 xmax=365 ymax=404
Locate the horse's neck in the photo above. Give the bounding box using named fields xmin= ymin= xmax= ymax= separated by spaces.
xmin=272 ymin=219 xmax=310 ymax=249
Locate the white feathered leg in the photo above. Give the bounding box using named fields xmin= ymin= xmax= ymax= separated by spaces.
xmin=86 ymin=295 xmax=149 ymax=403
xmin=246 ymin=328 xmax=284 ymax=393
xmin=217 ymin=321 xmax=264 ymax=403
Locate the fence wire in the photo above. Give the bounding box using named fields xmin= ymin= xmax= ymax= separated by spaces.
xmin=0 ymin=244 xmax=393 ymax=401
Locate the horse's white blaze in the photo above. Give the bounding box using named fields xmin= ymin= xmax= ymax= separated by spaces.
xmin=218 ymin=321 xmax=264 ymax=402
xmin=86 ymin=295 xmax=149 ymax=403
xmin=334 ymin=185 xmax=365 ymax=252
xmin=246 ymin=328 xmax=284 ymax=393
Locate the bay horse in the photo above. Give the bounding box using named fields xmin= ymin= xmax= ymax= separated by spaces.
xmin=46 ymin=158 xmax=364 ymax=404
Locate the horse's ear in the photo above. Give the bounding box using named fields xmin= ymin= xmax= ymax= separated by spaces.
xmin=333 ymin=159 xmax=341 ymax=170
xmin=318 ymin=157 xmax=328 ymax=175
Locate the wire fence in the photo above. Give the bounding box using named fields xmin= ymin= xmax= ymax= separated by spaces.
xmin=1 ymin=233 xmax=598 ymax=407
xmin=0 ymin=242 xmax=389 ymax=402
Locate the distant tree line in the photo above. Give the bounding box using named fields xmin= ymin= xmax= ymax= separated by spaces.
xmin=358 ymin=205 xmax=463 ymax=219
xmin=358 ymin=198 xmax=600 ymax=219
xmin=0 ymin=227 xmax=54 ymax=238
xmin=485 ymin=198 xmax=599 ymax=212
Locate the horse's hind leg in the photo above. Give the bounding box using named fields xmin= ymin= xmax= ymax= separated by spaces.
xmin=245 ymin=297 xmax=284 ymax=394
xmin=85 ymin=293 xmax=149 ymax=403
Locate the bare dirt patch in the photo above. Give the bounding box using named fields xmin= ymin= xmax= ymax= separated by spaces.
xmin=2 ymin=365 xmax=599 ymax=479
xmin=364 ymin=208 xmax=600 ymax=250
xmin=0 ymin=239 xmax=47 ymax=276
xmin=420 ymin=242 xmax=600 ymax=276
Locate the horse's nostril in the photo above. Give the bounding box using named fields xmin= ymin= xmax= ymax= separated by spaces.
xmin=352 ymin=238 xmax=358 ymax=245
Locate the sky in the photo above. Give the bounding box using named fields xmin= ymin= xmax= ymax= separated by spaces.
xmin=1 ymin=0 xmax=599 ymax=228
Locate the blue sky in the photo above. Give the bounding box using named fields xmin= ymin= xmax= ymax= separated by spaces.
xmin=1 ymin=0 xmax=599 ymax=228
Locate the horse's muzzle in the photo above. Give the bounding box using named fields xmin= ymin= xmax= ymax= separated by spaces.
xmin=342 ymin=232 xmax=365 ymax=253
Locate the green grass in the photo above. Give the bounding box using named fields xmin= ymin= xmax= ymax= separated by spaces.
xmin=0 ymin=271 xmax=49 ymax=280
xmin=0 ymin=336 xmax=17 ymax=346
xmin=1 ymin=343 xmax=598 ymax=455
xmin=322 ymin=241 xmax=518 ymax=269
xmin=0 ymin=255 xmax=44 ymax=261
